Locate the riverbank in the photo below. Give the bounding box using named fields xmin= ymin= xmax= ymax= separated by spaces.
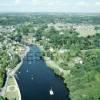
xmin=5 ymin=76 xmax=21 ymax=100
xmin=4 ymin=46 xmax=30 ymax=100
xmin=10 ymin=46 xmax=30 ymax=75
xmin=44 ymin=57 xmax=70 ymax=77
xmin=43 ymin=57 xmax=71 ymax=100
xmin=35 ymin=43 xmax=71 ymax=99
xmin=35 ymin=43 xmax=70 ymax=77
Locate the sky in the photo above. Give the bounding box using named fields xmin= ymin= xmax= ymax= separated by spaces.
xmin=0 ymin=0 xmax=100 ymax=12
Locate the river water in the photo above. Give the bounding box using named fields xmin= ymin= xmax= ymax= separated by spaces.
xmin=16 ymin=45 xmax=70 ymax=100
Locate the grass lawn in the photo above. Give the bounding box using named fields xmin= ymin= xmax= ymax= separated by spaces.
xmin=5 ymin=76 xmax=19 ymax=100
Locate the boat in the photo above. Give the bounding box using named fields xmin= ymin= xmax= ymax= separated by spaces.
xmin=19 ymin=71 xmax=21 ymax=74
xmin=31 ymin=77 xmax=34 ymax=80
xmin=29 ymin=61 xmax=32 ymax=64
xmin=26 ymin=69 xmax=29 ymax=72
xmin=49 ymin=88 xmax=54 ymax=95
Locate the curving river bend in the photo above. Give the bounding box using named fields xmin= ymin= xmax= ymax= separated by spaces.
xmin=16 ymin=45 xmax=70 ymax=100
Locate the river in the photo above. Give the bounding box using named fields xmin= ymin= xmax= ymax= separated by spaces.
xmin=16 ymin=45 xmax=70 ymax=100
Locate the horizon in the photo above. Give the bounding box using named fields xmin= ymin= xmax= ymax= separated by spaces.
xmin=0 ymin=11 xmax=100 ymax=14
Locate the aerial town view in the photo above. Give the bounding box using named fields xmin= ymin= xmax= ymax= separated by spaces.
xmin=0 ymin=0 xmax=100 ymax=100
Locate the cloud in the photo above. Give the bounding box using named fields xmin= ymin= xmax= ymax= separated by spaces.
xmin=0 ymin=4 xmax=13 ymax=6
xmin=95 ymin=2 xmax=100 ymax=5
xmin=77 ymin=1 xmax=86 ymax=6
xmin=0 ymin=0 xmax=99 ymax=12
xmin=15 ymin=0 xmax=22 ymax=5
xmin=76 ymin=1 xmax=95 ymax=8
xmin=32 ymin=0 xmax=70 ymax=7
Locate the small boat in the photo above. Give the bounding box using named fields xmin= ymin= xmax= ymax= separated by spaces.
xmin=49 ymin=88 xmax=54 ymax=95
xmin=29 ymin=61 xmax=32 ymax=64
xmin=26 ymin=69 xmax=29 ymax=72
xmin=19 ymin=72 xmax=21 ymax=74
xmin=31 ymin=77 xmax=34 ymax=80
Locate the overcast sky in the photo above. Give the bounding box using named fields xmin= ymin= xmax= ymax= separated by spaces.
xmin=0 ymin=0 xmax=100 ymax=12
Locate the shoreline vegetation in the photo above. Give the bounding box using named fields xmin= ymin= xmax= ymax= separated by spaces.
xmin=3 ymin=46 xmax=30 ymax=100
xmin=37 ymin=43 xmax=100 ymax=100
xmin=35 ymin=28 xmax=100 ymax=100
xmin=35 ymin=43 xmax=71 ymax=97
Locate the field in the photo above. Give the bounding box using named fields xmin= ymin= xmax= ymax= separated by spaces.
xmin=5 ymin=76 xmax=20 ymax=100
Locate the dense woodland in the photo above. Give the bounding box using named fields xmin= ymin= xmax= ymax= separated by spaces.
xmin=0 ymin=13 xmax=100 ymax=25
